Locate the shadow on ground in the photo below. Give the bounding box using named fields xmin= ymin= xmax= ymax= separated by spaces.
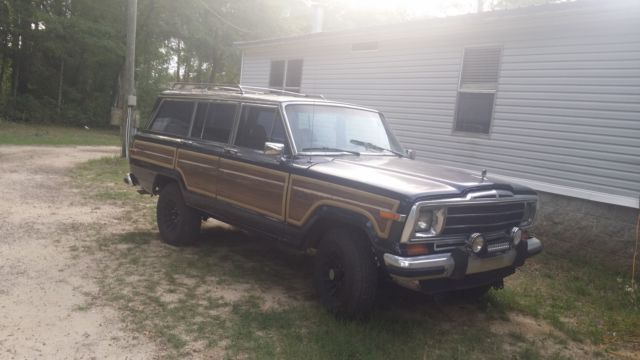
xmin=96 ymin=220 xmax=603 ymax=359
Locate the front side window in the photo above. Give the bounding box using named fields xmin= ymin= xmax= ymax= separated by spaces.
xmin=149 ymin=100 xmax=195 ymax=137
xmin=269 ymin=59 xmax=303 ymax=93
xmin=285 ymin=104 xmax=402 ymax=155
xmin=454 ymin=47 xmax=502 ymax=135
xmin=235 ymin=106 xmax=285 ymax=151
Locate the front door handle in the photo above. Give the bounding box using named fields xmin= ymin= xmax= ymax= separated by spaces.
xmin=224 ymin=147 xmax=239 ymax=156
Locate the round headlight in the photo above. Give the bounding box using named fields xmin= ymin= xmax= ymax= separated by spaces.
xmin=416 ymin=210 xmax=433 ymax=231
xmin=469 ymin=233 xmax=485 ymax=254
xmin=511 ymin=227 xmax=523 ymax=246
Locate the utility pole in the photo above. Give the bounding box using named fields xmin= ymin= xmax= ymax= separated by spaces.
xmin=121 ymin=0 xmax=137 ymax=158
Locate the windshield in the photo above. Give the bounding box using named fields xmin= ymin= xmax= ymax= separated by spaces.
xmin=285 ymin=104 xmax=403 ymax=155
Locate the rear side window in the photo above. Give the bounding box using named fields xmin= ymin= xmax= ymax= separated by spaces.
xmin=149 ymin=100 xmax=195 ymax=137
xmin=202 ymin=103 xmax=236 ymax=143
xmin=235 ymin=106 xmax=285 ymax=151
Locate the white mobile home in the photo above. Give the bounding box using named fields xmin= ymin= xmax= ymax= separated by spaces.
xmin=237 ymin=0 xmax=640 ymax=255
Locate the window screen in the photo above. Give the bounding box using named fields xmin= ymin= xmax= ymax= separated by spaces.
xmin=454 ymin=47 xmax=501 ymax=134
xmin=235 ymin=107 xmax=284 ymax=151
xmin=269 ymin=59 xmax=303 ymax=93
xmin=202 ymin=103 xmax=236 ymax=143
xmin=149 ymin=100 xmax=195 ymax=137
xmin=285 ymin=59 xmax=303 ymax=89
xmin=269 ymin=60 xmax=285 ymax=88
xmin=460 ymin=47 xmax=501 ymax=90
xmin=454 ymin=92 xmax=495 ymax=134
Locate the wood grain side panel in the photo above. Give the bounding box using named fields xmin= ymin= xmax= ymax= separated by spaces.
xmin=175 ymin=149 xmax=219 ymax=197
xmin=130 ymin=140 xmax=176 ymax=168
xmin=287 ymin=175 xmax=400 ymax=239
xmin=217 ymin=159 xmax=288 ymax=220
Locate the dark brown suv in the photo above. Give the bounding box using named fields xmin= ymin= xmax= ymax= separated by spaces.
xmin=125 ymin=84 xmax=542 ymax=318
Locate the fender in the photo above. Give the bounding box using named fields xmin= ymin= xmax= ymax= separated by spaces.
xmin=151 ymin=168 xmax=184 ymax=194
xmin=296 ymin=205 xmax=382 ymax=250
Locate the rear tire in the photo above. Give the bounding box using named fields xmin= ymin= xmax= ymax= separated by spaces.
xmin=156 ymin=182 xmax=201 ymax=246
xmin=314 ymin=228 xmax=378 ymax=318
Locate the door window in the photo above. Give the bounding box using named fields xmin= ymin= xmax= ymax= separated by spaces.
xmin=235 ymin=106 xmax=285 ymax=151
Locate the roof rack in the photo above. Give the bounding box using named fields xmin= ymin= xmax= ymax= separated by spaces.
xmin=169 ymin=82 xmax=325 ymax=99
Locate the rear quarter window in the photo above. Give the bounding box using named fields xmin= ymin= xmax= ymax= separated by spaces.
xmin=149 ymin=100 xmax=195 ymax=137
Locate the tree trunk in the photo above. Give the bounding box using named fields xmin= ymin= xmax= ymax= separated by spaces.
xmin=0 ymin=50 xmax=7 ymax=98
xmin=12 ymin=59 xmax=19 ymax=97
xmin=175 ymin=41 xmax=181 ymax=82
xmin=183 ymin=56 xmax=191 ymax=82
xmin=57 ymin=58 xmax=64 ymax=113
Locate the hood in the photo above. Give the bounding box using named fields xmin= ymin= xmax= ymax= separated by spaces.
xmin=305 ymin=156 xmax=531 ymax=201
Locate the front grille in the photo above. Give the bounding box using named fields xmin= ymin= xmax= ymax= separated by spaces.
xmin=430 ymin=230 xmax=511 ymax=254
xmin=442 ymin=202 xmax=525 ymax=235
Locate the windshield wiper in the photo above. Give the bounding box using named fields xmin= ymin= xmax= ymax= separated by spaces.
xmin=349 ymin=139 xmax=404 ymax=157
xmin=300 ymin=147 xmax=360 ymax=156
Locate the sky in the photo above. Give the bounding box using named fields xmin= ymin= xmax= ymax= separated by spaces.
xmin=333 ymin=0 xmax=481 ymax=18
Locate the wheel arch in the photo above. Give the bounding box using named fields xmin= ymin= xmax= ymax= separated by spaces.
xmin=152 ymin=172 xmax=183 ymax=195
xmin=300 ymin=205 xmax=380 ymax=251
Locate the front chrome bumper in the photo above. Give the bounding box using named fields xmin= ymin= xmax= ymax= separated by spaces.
xmin=383 ymin=237 xmax=542 ymax=286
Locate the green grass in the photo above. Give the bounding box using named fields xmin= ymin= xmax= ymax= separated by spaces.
xmin=72 ymin=156 xmax=640 ymax=359
xmin=0 ymin=120 xmax=120 ymax=146
xmin=489 ymin=252 xmax=640 ymax=346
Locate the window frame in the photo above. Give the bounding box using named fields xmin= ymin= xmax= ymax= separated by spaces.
xmin=281 ymin=101 xmax=402 ymax=156
xmin=146 ymin=98 xmax=197 ymax=138
xmin=452 ymin=46 xmax=503 ymax=138
xmin=268 ymin=58 xmax=304 ymax=93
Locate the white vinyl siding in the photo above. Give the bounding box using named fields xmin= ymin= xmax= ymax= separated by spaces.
xmin=240 ymin=0 xmax=640 ymax=208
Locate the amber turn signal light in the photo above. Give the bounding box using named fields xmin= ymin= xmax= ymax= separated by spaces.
xmin=379 ymin=210 xmax=401 ymax=221
xmin=404 ymin=243 xmax=430 ymax=256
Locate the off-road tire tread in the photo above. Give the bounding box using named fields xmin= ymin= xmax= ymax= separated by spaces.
xmin=156 ymin=182 xmax=200 ymax=246
xmin=314 ymin=227 xmax=378 ymax=319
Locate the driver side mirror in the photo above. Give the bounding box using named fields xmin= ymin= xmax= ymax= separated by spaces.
xmin=406 ymin=149 xmax=416 ymax=160
xmin=264 ymin=142 xmax=285 ymax=156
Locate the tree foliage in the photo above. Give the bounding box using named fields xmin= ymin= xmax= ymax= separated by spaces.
xmin=0 ymin=0 xmax=311 ymax=126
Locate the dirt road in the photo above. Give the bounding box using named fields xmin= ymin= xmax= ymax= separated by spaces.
xmin=0 ymin=146 xmax=157 ymax=359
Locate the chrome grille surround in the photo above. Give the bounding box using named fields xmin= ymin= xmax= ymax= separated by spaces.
xmin=401 ymin=190 xmax=537 ymax=243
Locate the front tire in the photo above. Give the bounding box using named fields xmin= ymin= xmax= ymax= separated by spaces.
xmin=156 ymin=182 xmax=201 ymax=246
xmin=446 ymin=284 xmax=492 ymax=301
xmin=314 ymin=228 xmax=378 ymax=318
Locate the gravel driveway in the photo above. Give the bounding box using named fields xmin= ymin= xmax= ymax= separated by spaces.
xmin=0 ymin=146 xmax=157 ymax=359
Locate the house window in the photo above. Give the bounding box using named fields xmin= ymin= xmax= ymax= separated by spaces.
xmin=454 ymin=47 xmax=502 ymax=134
xmin=269 ymin=59 xmax=303 ymax=93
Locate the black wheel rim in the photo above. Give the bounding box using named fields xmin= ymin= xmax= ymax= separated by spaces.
xmin=321 ymin=250 xmax=346 ymax=297
xmin=162 ymin=200 xmax=180 ymax=232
